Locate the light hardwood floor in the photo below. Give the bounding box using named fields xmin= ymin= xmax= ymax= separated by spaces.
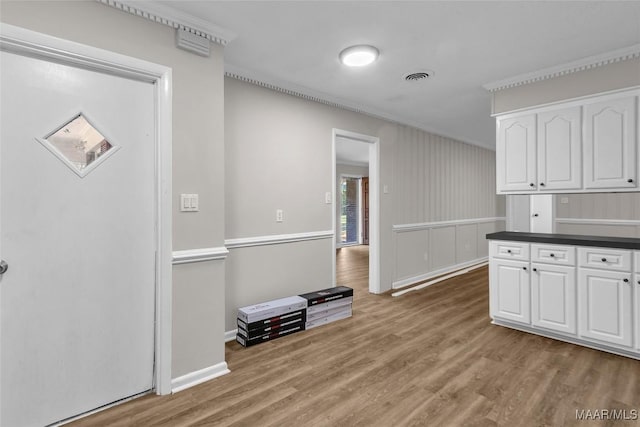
xmin=71 ymin=245 xmax=640 ymax=426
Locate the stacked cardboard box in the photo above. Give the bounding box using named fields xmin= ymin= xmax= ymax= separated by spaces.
xmin=236 ymin=296 xmax=307 ymax=347
xmin=299 ymin=286 xmax=353 ymax=329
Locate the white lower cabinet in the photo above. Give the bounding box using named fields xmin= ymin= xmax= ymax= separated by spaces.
xmin=531 ymin=263 xmax=576 ymax=334
xmin=490 ymin=258 xmax=530 ymax=324
xmin=578 ymin=268 xmax=633 ymax=348
xmin=635 ymin=272 xmax=640 ymax=351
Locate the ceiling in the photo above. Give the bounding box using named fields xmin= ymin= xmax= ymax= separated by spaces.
xmin=162 ymin=1 xmax=640 ymax=150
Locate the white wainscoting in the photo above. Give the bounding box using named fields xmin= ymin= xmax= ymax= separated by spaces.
xmin=555 ymin=218 xmax=640 ymax=238
xmin=392 ymin=217 xmax=505 ymax=289
xmin=225 ymin=230 xmax=334 ymax=249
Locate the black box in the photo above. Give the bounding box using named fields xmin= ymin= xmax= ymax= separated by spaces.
xmin=235 ymin=324 xmax=304 ymax=347
xmin=237 ymin=315 xmax=305 ymax=338
xmin=237 ymin=309 xmax=306 ymax=332
xmin=299 ymin=286 xmax=353 ymax=307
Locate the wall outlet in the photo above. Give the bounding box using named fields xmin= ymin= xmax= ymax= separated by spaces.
xmin=276 ymin=209 xmax=284 ymax=222
xmin=560 ymin=197 xmax=569 ymax=204
xmin=383 ymin=185 xmax=389 ymax=194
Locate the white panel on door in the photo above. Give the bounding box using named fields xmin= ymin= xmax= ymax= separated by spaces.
xmin=1 ymin=50 xmax=156 ymax=427
xmin=537 ymin=106 xmax=582 ymax=191
xmin=531 ymin=263 xmax=576 ymax=334
xmin=578 ymin=268 xmax=632 ymax=347
xmin=584 ymin=96 xmax=637 ymax=189
xmin=497 ymin=114 xmax=537 ymax=193
xmin=490 ymin=258 xmax=531 ymax=324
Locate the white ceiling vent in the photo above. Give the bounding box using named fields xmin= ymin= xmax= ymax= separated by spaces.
xmin=404 ymin=71 xmax=434 ymax=82
xmin=176 ymin=28 xmax=210 ymax=57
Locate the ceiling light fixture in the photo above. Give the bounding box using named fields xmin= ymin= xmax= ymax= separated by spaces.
xmin=339 ymin=45 xmax=379 ymax=67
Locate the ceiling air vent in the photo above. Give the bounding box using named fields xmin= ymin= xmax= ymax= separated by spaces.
xmin=404 ymin=71 xmax=433 ymax=82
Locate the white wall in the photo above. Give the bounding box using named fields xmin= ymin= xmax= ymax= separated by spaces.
xmin=225 ymin=77 xmax=505 ymax=331
xmin=555 ymin=193 xmax=640 ymax=237
xmin=0 ymin=1 xmax=226 ymax=379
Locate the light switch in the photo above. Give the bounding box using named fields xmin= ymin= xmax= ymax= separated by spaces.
xmin=180 ymin=194 xmax=199 ymax=212
xmin=325 ymin=192 xmax=332 ymax=204
xmin=276 ymin=209 xmax=284 ymax=222
xmin=383 ymin=185 xmax=389 ymax=194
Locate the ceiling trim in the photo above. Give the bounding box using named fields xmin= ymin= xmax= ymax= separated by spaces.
xmin=225 ymin=65 xmax=495 ymax=151
xmin=483 ymin=43 xmax=640 ymax=92
xmin=97 ymin=0 xmax=236 ymax=46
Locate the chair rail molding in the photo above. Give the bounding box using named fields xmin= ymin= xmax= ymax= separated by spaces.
xmin=172 ymin=247 xmax=229 ymax=265
xmin=393 ymin=217 xmax=506 ymax=233
xmin=226 ymin=230 xmax=334 ymax=249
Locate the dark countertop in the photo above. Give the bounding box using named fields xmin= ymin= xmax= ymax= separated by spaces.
xmin=486 ymin=231 xmax=640 ymax=250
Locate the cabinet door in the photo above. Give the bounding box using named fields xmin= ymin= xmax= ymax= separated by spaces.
xmin=497 ymin=114 xmax=537 ymax=193
xmin=537 ymin=106 xmax=582 ymax=190
xmin=584 ymin=96 xmax=637 ymax=189
xmin=490 ymin=258 xmax=530 ymax=324
xmin=578 ymin=268 xmax=632 ymax=347
xmin=531 ymin=263 xmax=576 ymax=334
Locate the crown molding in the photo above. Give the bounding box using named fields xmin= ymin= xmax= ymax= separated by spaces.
xmin=225 ymin=64 xmax=495 ymax=151
xmin=483 ymin=44 xmax=640 ymax=92
xmin=97 ymin=0 xmax=236 ymax=46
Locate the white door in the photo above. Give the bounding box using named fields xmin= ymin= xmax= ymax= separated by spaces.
xmin=531 ymin=263 xmax=576 ymax=334
xmin=496 ymin=114 xmax=537 ymax=193
xmin=489 ymin=258 xmax=531 ymax=324
xmin=530 ymin=194 xmax=554 ymax=234
xmin=578 ymin=268 xmax=632 ymax=348
xmin=537 ymin=106 xmax=582 ymax=191
xmin=1 ymin=49 xmax=156 ymax=426
xmin=584 ymin=96 xmax=637 ymax=189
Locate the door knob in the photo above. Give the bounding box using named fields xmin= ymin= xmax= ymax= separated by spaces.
xmin=0 ymin=260 xmax=7 ymax=275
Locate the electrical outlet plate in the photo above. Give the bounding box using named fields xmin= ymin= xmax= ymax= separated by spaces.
xmin=180 ymin=194 xmax=199 ymax=212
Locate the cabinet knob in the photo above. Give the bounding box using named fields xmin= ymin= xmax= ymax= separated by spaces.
xmin=533 ymin=268 xmax=537 ymax=272
xmin=529 ymin=183 xmax=535 ymax=187
xmin=628 ymin=178 xmax=634 ymax=183
xmin=533 ymin=213 xmax=539 ymax=217
xmin=507 ymin=249 xmax=512 ymax=253
xmin=549 ymin=253 xmax=555 ymax=257
xmin=601 ymin=258 xmax=607 ymax=262
xmin=637 ymin=280 xmax=640 ymax=285
xmin=540 ymin=182 xmax=545 ymax=186
xmin=623 ymin=278 xmax=629 ymax=283
xmin=522 ymin=267 xmax=527 ymax=271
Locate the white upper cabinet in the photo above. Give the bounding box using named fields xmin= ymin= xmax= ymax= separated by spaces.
xmin=537 ymin=106 xmax=582 ymax=191
xmin=497 ymin=114 xmax=537 ymax=192
xmin=584 ymin=96 xmax=637 ymax=190
xmin=495 ymin=90 xmax=639 ymax=194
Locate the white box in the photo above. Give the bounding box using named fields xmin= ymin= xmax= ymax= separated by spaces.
xmin=307 ymin=304 xmax=352 ymax=322
xmin=238 ymin=296 xmax=307 ymax=323
xmin=306 ymin=306 xmax=352 ymax=329
xmin=307 ymin=296 xmax=353 ymax=314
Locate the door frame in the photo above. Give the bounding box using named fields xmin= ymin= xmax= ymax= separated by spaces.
xmin=332 ymin=129 xmax=381 ymax=294
xmin=0 ymin=24 xmax=173 ymax=395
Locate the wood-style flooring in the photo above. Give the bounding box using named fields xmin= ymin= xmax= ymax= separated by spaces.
xmin=71 ymin=245 xmax=640 ymax=426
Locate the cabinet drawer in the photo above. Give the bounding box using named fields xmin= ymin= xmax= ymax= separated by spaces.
xmin=490 ymin=241 xmax=530 ymax=261
xmin=578 ymin=247 xmax=632 ymax=272
xmin=531 ymin=244 xmax=575 ymax=266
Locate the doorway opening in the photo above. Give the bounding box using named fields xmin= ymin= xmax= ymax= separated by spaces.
xmin=339 ymin=175 xmax=367 ymax=246
xmin=332 ymin=129 xmax=380 ymax=294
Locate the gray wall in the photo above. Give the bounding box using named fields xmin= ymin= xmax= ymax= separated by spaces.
xmin=555 ymin=193 xmax=640 ymax=237
xmin=225 ymin=77 xmax=505 ymax=331
xmin=492 ymin=58 xmax=640 ymax=114
xmin=1 ymin=1 xmax=226 ymax=378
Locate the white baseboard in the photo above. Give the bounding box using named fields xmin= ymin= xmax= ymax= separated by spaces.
xmin=225 ymin=329 xmax=237 ymax=342
xmin=392 ymin=257 xmax=488 ymax=289
xmin=171 ymin=362 xmax=230 ymax=393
